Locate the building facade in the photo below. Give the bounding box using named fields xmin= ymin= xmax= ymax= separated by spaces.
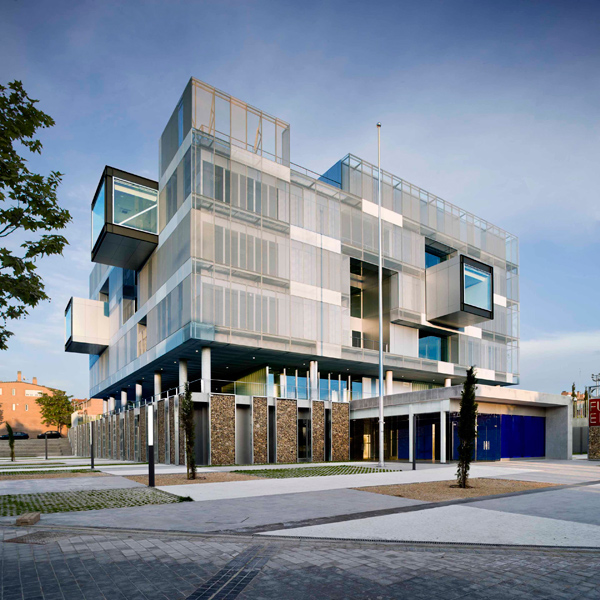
xmin=66 ymin=77 xmax=570 ymax=466
xmin=0 ymin=371 xmax=51 ymax=436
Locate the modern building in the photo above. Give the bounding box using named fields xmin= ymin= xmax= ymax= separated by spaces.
xmin=65 ymin=77 xmax=571 ymax=465
xmin=0 ymin=371 xmax=51 ymax=436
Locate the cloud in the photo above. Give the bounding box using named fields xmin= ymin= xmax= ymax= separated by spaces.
xmin=519 ymin=330 xmax=600 ymax=394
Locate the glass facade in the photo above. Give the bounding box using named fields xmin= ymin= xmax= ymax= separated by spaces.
xmin=87 ymin=78 xmax=520 ymax=398
xmin=112 ymin=178 xmax=158 ymax=234
xmin=91 ymin=181 xmax=105 ymax=249
xmin=463 ymin=262 xmax=492 ymax=311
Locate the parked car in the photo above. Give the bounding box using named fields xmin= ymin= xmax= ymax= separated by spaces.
xmin=37 ymin=431 xmax=62 ymax=439
xmin=0 ymin=431 xmax=29 ymax=440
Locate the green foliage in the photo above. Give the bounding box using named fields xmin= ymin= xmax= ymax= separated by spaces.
xmin=180 ymin=382 xmax=196 ymax=480
xmin=456 ymin=366 xmax=478 ymax=488
xmin=0 ymin=80 xmax=71 ymax=350
xmin=35 ymin=389 xmax=74 ymax=435
xmin=6 ymin=422 xmax=15 ymax=462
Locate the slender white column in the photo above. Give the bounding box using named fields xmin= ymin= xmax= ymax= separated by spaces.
xmin=385 ymin=371 xmax=394 ymax=396
xmin=440 ymin=411 xmax=447 ymax=463
xmin=309 ymin=361 xmax=318 ymax=400
xmin=201 ymin=347 xmax=211 ymax=394
xmin=154 ymin=372 xmax=162 ymax=400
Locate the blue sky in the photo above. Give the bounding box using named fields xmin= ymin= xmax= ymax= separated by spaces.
xmin=1 ymin=0 xmax=599 ymax=397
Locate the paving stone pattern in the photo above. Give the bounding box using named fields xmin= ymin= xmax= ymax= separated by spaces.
xmin=0 ymin=488 xmax=183 ymax=517
xmin=1 ymin=527 xmax=599 ymax=599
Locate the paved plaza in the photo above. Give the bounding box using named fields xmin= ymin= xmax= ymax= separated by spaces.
xmin=0 ymin=459 xmax=599 ymax=598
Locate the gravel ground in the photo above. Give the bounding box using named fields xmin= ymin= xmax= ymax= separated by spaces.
xmin=124 ymin=472 xmax=265 ymax=486
xmin=355 ymin=478 xmax=558 ymax=501
xmin=0 ymin=470 xmax=107 ymax=481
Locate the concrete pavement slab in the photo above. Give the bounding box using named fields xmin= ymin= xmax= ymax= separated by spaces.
xmin=32 ymin=488 xmax=422 ymax=533
xmin=157 ymin=465 xmax=530 ymax=501
xmin=0 ymin=475 xmax=144 ymax=496
xmin=263 ymin=504 xmax=600 ymax=547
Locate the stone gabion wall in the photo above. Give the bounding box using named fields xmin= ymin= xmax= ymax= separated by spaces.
xmin=210 ymin=395 xmax=235 ymax=465
xmin=253 ymin=397 xmax=268 ymax=464
xmin=157 ymin=400 xmax=166 ymax=463
xmin=590 ymin=427 xmax=600 ymax=460
xmin=276 ymin=399 xmax=297 ymax=464
xmin=332 ymin=402 xmax=350 ymax=461
xmin=312 ymin=400 xmax=325 ymax=462
xmin=169 ymin=399 xmax=175 ymax=464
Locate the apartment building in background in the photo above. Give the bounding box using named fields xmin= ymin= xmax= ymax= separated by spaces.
xmin=65 ymin=78 xmax=571 ymax=466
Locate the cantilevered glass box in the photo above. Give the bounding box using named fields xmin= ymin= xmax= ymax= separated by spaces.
xmin=426 ymin=255 xmax=493 ymax=327
xmin=91 ymin=167 xmax=159 ymax=270
xmin=65 ymin=297 xmax=109 ymax=354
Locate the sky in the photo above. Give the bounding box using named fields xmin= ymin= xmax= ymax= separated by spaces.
xmin=1 ymin=0 xmax=599 ymax=397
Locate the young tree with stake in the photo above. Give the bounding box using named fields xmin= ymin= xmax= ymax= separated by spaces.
xmin=456 ymin=366 xmax=478 ymax=488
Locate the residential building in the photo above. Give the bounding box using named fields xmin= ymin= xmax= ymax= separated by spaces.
xmin=65 ymin=78 xmax=571 ymax=465
xmin=0 ymin=371 xmax=51 ymax=436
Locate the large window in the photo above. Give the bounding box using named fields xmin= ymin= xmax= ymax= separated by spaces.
xmin=91 ymin=181 xmax=105 ymax=249
xmin=463 ymin=262 xmax=492 ymax=311
xmin=419 ymin=335 xmax=447 ymax=361
xmin=113 ymin=178 xmax=158 ymax=234
xmin=65 ymin=301 xmax=72 ymax=342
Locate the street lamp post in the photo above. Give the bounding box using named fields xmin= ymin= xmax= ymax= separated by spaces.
xmin=377 ymin=122 xmax=385 ymax=469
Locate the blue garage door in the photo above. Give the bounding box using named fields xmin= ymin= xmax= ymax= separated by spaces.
xmin=501 ymin=415 xmax=545 ymax=458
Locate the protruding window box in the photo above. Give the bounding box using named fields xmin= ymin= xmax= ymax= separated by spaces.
xmin=91 ymin=167 xmax=159 ymax=271
xmin=426 ymin=255 xmax=493 ymax=327
xmin=65 ymin=298 xmax=109 ymax=354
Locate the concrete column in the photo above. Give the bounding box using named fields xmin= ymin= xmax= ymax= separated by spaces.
xmin=135 ymin=383 xmax=142 ymax=405
xmin=202 ymin=347 xmax=211 ymax=394
xmin=179 ymin=359 xmax=188 ymax=394
xmin=120 ymin=390 xmax=127 ymax=411
xmin=440 ymin=411 xmax=447 ymax=463
xmin=108 ymin=396 xmax=115 ymax=413
xmin=408 ymin=407 xmax=414 ymax=463
xmin=309 ymin=360 xmax=318 ymax=400
xmin=154 ymin=372 xmax=162 ymax=400
xmin=444 ymin=378 xmax=452 ymax=388
xmin=279 ymin=373 xmax=287 ymax=398
xmin=385 ymin=371 xmax=394 ymax=396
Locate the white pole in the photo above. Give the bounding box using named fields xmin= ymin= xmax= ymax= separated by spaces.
xmin=377 ymin=122 xmax=385 ymax=468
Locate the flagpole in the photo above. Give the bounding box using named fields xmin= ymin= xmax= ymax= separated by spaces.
xmin=377 ymin=122 xmax=385 ymax=468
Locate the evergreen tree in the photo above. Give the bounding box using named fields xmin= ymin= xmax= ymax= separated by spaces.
xmin=456 ymin=366 xmax=478 ymax=488
xmin=180 ymin=382 xmax=196 ymax=480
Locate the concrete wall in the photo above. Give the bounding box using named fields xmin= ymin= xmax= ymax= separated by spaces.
xmin=546 ymin=405 xmax=572 ymax=460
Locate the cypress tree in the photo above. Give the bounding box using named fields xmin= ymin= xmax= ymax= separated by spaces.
xmin=456 ymin=366 xmax=478 ymax=488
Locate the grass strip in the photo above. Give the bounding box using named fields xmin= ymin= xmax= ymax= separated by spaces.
xmin=233 ymin=465 xmax=394 ymax=479
xmin=0 ymin=487 xmax=185 ymax=516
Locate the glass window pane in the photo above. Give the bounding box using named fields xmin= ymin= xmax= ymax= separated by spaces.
xmin=91 ymin=181 xmax=105 ymax=248
xmin=113 ymin=178 xmax=158 ymax=234
xmin=463 ymin=263 xmax=492 ymax=311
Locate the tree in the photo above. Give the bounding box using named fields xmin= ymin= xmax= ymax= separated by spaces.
xmin=180 ymin=382 xmax=196 ymax=480
xmin=456 ymin=366 xmax=478 ymax=488
xmin=6 ymin=422 xmax=15 ymax=462
xmin=35 ymin=389 xmax=74 ymax=435
xmin=0 ymin=80 xmax=71 ymax=350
